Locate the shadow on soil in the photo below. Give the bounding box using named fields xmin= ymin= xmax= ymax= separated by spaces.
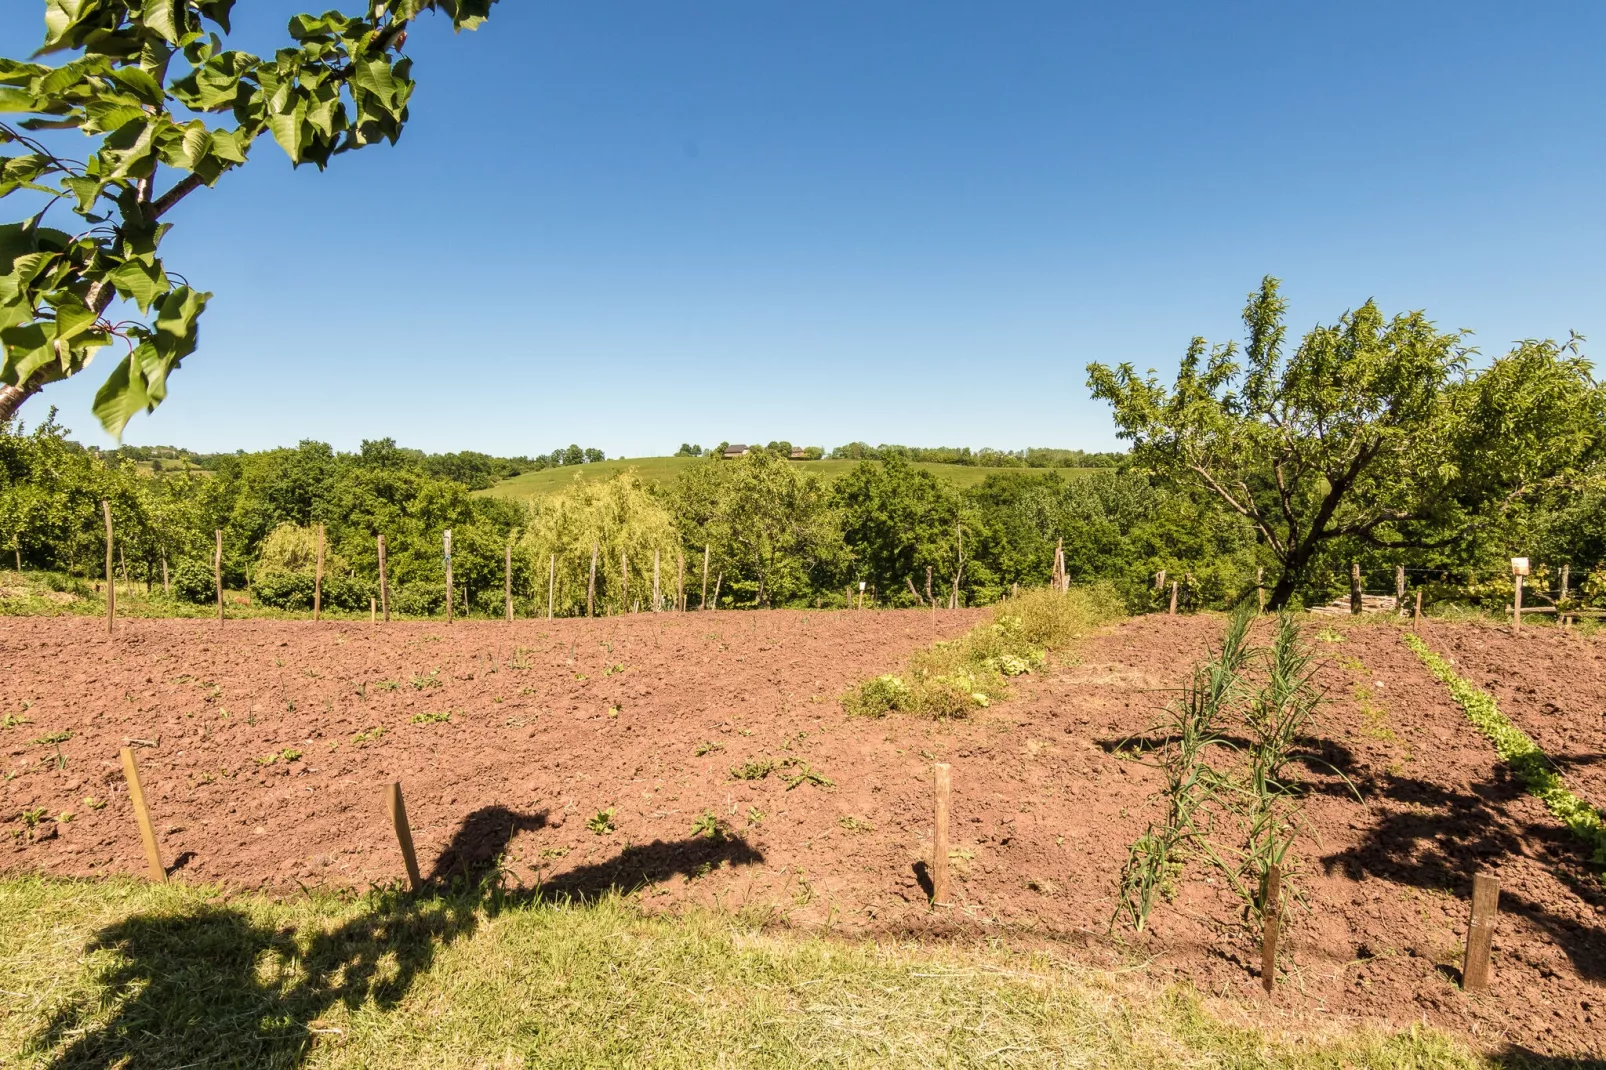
xmin=25 ymin=804 xmax=763 ymax=1068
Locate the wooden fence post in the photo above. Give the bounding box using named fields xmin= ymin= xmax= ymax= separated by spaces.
xmin=377 ymin=534 xmax=390 ymax=622
xmin=120 ymin=747 xmax=166 ymax=883
xmin=1168 ymin=580 xmax=1178 ymax=616
xmin=712 ymin=572 xmax=722 ymax=611
xmin=386 ymin=781 xmax=423 ymax=891
xmin=1395 ymin=564 xmax=1406 ymax=614
xmin=1261 ymin=863 xmax=1281 ymax=993
xmin=653 ymin=549 xmax=661 ymax=612
xmin=443 ymin=529 xmax=453 ymax=625
xmin=214 ymin=530 xmax=224 ymax=624
xmin=621 ymin=550 xmax=629 ymax=615
xmin=1560 ymin=563 xmax=1570 ymax=603
xmin=161 ymin=549 xmax=170 ymax=597
xmin=1256 ymin=566 xmax=1265 ymax=614
xmin=548 ymin=553 xmax=555 ymax=619
xmin=1513 ymin=572 xmax=1524 ymax=633
xmin=102 ymin=500 xmax=115 ymax=633
xmin=1414 ymin=589 xmax=1423 ymax=622
xmin=1350 ymin=562 xmax=1362 ymax=615
xmin=587 ymin=543 xmax=598 ymax=617
xmin=932 ymin=762 xmax=951 ymax=907
xmin=370 ymin=596 xmax=376 ymax=624
xmin=677 ymin=553 xmax=686 ymax=612
xmin=313 ymin=522 xmax=325 ymax=621
xmin=701 ymin=544 xmax=710 ymax=609
xmin=1462 ymin=872 xmax=1500 ymax=993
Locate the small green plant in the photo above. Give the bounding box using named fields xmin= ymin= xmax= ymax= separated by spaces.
xmin=603 ymin=663 xmax=627 ymax=677
xmin=410 ymin=670 xmax=442 ymax=690
xmin=20 ymin=806 xmax=47 ymax=828
xmin=84 ymin=797 xmax=105 ymax=811
xmin=1315 ymin=627 xmax=1345 ymax=643
xmin=586 ymin=808 xmax=616 ymax=835
xmin=691 ymin=811 xmax=727 ymax=841
xmin=29 ymin=730 xmax=72 ymax=745
xmin=410 ymin=711 xmax=451 ymax=725
xmin=0 ymin=713 xmax=32 ymax=729
xmin=838 ymin=815 xmax=873 ymax=832
xmin=694 ymin=741 xmax=725 ymax=757
xmin=781 ymin=758 xmax=833 ymax=791
xmin=730 ymin=758 xmax=776 ymax=781
xmin=255 ymin=747 xmax=303 ymax=766
xmin=746 ymin=806 xmax=766 ymax=826
xmin=374 ymin=679 xmax=403 ymax=692
xmin=352 ymin=726 xmax=387 ymax=745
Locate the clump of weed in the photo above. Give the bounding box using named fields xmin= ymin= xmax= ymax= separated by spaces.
xmin=691 ymin=811 xmax=728 ymax=841
xmin=586 ymin=808 xmax=616 ymax=835
xmin=844 ymin=584 xmax=1121 ymax=718
xmin=351 ymin=726 xmax=387 ymax=746
xmin=409 ymin=670 xmax=441 ymax=690
xmin=838 ymin=815 xmax=873 ymax=832
xmin=746 ymin=807 xmax=766 ymax=826
xmin=255 ymin=747 xmax=302 ymax=767
xmin=694 ymin=741 xmax=725 ymax=757
xmin=730 ymin=758 xmax=777 ymax=781
xmin=29 ymin=730 xmax=72 ymax=745
xmin=410 ymin=711 xmax=451 ymax=725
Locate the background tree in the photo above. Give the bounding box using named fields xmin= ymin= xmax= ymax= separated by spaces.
xmin=0 ymin=0 xmax=497 ymax=434
xmin=831 ymin=456 xmax=960 ymax=604
xmin=1088 ymin=277 xmax=1605 ymax=608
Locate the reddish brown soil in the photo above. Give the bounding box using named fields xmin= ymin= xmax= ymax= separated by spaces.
xmin=3 ymin=611 xmax=1603 ymax=1060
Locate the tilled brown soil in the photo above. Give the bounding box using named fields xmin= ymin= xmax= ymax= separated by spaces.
xmin=2 ymin=610 xmax=1603 ymax=1060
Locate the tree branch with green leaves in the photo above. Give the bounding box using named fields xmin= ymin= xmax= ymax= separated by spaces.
xmin=1088 ymin=276 xmax=1605 ymax=609
xmin=0 ymin=0 xmax=497 ymax=436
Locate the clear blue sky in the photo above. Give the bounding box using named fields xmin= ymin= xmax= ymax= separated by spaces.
xmin=4 ymin=2 xmax=1602 ymax=458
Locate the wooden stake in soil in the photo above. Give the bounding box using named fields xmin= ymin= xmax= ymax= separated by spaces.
xmin=1168 ymin=580 xmax=1178 ymax=616
xmin=101 ymin=500 xmax=114 ymax=633
xmin=1414 ymin=589 xmax=1423 ymax=622
xmin=370 ymin=596 xmax=376 ymax=624
xmin=313 ymin=522 xmax=325 ymax=621
xmin=1350 ymin=562 xmax=1362 ymax=615
xmin=161 ymin=549 xmax=170 ymax=597
xmin=677 ymin=553 xmax=686 ymax=612
xmin=377 ymin=534 xmax=390 ymax=622
xmin=214 ymin=529 xmax=224 ymax=624
xmin=1256 ymin=566 xmax=1265 ymax=614
xmin=653 ymin=549 xmax=661 ymax=612
xmin=1395 ymin=564 xmax=1406 ymax=613
xmin=932 ymin=762 xmax=952 ymax=907
xmin=119 ymin=747 xmax=166 ymax=883
xmin=587 ymin=543 xmax=598 ymax=617
xmin=621 ymin=550 xmax=629 ymax=615
xmin=548 ymin=553 xmax=556 ymax=619
xmin=712 ymin=571 xmax=722 ymax=612
xmin=505 ymin=540 xmax=514 ymax=623
xmin=1261 ymin=863 xmax=1281 ymax=994
xmin=701 ymin=544 xmax=710 ymax=610
xmin=1560 ymin=563 xmax=1570 ymax=603
xmin=443 ymin=529 xmax=453 ymax=625
xmin=1462 ymin=872 xmax=1500 ymax=993
xmin=386 ymin=781 xmax=423 ymax=891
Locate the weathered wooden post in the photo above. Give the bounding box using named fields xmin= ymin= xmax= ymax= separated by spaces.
xmin=1511 ymin=557 xmax=1529 ymax=633
xmin=160 ymin=549 xmax=169 ymax=597
xmin=214 ymin=529 xmax=224 ymax=624
xmin=677 ymin=553 xmax=686 ymax=612
xmin=1168 ymin=580 xmax=1178 ymax=616
xmin=1350 ymin=562 xmax=1362 ymax=615
xmin=932 ymin=762 xmax=952 ymax=907
xmin=701 ymin=544 xmax=710 ymax=609
xmin=621 ymin=550 xmax=629 ymax=615
xmin=1261 ymin=863 xmax=1281 ymax=993
xmin=1462 ymin=872 xmax=1500 ymax=992
xmin=1256 ymin=566 xmax=1265 ymax=614
xmin=1414 ymin=589 xmax=1423 ymax=622
xmin=653 ymin=549 xmax=661 ymax=612
xmin=313 ymin=522 xmax=325 ymax=621
xmin=386 ymin=781 xmax=422 ymax=891
xmin=377 ymin=534 xmax=390 ymax=621
xmin=505 ymin=540 xmax=514 ymax=623
xmin=443 ymin=529 xmax=453 ymax=625
xmin=120 ymin=747 xmax=166 ymax=883
xmin=548 ymin=553 xmax=555 ymax=619
xmin=102 ymin=500 xmax=115 ymax=633
xmin=587 ymin=543 xmax=598 ymax=617
xmin=1395 ymin=564 xmax=1405 ymax=614
xmin=1560 ymin=563 xmax=1570 ymax=603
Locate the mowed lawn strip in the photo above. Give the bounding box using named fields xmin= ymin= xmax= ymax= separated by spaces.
xmin=0 ymin=876 xmax=1490 ymax=1069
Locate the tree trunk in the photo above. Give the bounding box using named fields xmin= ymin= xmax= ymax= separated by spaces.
xmin=0 ymin=380 xmax=38 ymax=424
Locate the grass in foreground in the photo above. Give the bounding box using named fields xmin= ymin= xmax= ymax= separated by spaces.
xmin=845 ymin=584 xmax=1123 ymax=717
xmin=0 ymin=876 xmax=1496 ymax=1069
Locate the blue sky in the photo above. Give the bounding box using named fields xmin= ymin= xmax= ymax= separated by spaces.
xmin=3 ymin=2 xmax=1602 ymax=457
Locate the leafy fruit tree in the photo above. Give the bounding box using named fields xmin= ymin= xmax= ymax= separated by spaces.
xmin=0 ymin=0 xmax=497 ymax=435
xmin=1088 ymin=277 xmax=1605 ymax=609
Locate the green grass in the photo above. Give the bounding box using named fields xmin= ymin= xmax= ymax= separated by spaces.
xmin=477 ymin=456 xmax=1099 ymax=501
xmin=0 ymin=875 xmax=1498 ymax=1069
xmin=844 ymin=584 xmax=1124 ymax=717
xmin=1404 ymin=633 xmax=1606 ymax=870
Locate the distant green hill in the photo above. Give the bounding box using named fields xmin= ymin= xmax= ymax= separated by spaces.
xmin=477 ymin=456 xmax=1097 ymax=500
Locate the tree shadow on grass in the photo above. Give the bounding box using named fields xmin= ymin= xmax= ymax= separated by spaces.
xmin=26 ymin=807 xmax=764 ymax=1069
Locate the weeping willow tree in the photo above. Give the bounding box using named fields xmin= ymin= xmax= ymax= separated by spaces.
xmin=519 ymin=473 xmax=682 ymax=615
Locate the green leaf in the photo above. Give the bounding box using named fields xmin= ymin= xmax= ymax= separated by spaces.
xmin=142 ymin=0 xmax=182 ymax=45
xmin=110 ymin=257 xmax=170 ymax=313
xmin=91 ymin=350 xmax=152 ymax=439
xmin=0 ymin=89 xmax=37 ymax=113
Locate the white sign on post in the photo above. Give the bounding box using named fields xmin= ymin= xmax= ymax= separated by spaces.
xmin=1511 ymin=557 xmax=1530 ymax=577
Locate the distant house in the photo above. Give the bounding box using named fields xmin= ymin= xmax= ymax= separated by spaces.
xmin=790 ymin=447 xmax=807 ymax=459
xmin=722 ymin=444 xmax=750 ymax=458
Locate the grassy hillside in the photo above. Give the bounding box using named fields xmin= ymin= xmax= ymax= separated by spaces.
xmin=478 ymin=456 xmax=1097 ymax=500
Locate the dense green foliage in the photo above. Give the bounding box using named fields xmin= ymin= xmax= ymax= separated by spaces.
xmin=1089 ymin=277 xmax=1606 ymax=609
xmin=829 ymin=442 xmax=1123 ymax=468
xmin=0 ymin=1 xmax=498 ymax=434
